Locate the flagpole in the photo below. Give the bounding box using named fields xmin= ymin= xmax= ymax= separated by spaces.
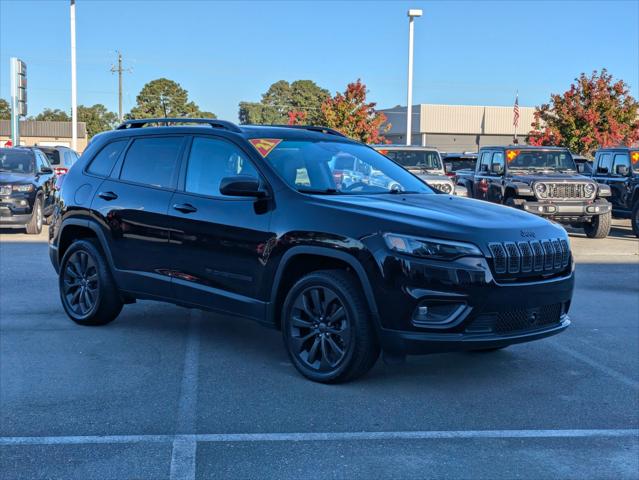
xmin=513 ymin=91 xmax=519 ymax=144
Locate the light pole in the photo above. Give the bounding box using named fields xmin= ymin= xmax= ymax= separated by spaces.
xmin=406 ymin=8 xmax=422 ymax=146
xmin=70 ymin=0 xmax=77 ymax=151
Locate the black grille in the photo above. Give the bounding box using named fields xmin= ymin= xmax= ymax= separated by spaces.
xmin=489 ymin=238 xmax=570 ymax=277
xmin=540 ymin=182 xmax=594 ymax=200
xmin=495 ymin=304 xmax=562 ymax=333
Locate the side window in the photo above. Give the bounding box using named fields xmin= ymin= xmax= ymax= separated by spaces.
xmin=87 ymin=140 xmax=128 ymax=177
xmin=120 ymin=137 xmax=183 ymax=188
xmin=491 ymin=152 xmax=504 ymax=172
xmin=596 ymin=153 xmax=612 ymax=174
xmin=612 ymin=153 xmax=630 ymax=175
xmin=479 ymin=151 xmax=492 ymax=171
xmin=185 ymin=137 xmax=258 ymax=197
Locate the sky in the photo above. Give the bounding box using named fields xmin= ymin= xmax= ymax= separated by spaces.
xmin=1 ymin=0 xmax=638 ymax=122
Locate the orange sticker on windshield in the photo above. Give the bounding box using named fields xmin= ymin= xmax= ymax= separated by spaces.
xmin=506 ymin=149 xmax=520 ymax=162
xmin=249 ymin=138 xmax=282 ymax=157
xmin=631 ymin=151 xmax=639 ymax=164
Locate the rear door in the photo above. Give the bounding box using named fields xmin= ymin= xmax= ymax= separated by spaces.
xmin=473 ymin=150 xmax=493 ymax=201
xmin=610 ymin=152 xmax=633 ymax=211
xmin=90 ymin=135 xmax=186 ymax=298
xmin=593 ymin=152 xmax=620 ymax=209
xmin=166 ymin=135 xmax=274 ymax=320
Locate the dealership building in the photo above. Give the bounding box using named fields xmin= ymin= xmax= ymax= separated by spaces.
xmin=0 ymin=120 xmax=88 ymax=152
xmin=379 ymin=104 xmax=536 ymax=152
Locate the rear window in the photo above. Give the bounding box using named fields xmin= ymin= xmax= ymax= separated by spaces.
xmin=43 ymin=150 xmax=61 ymax=165
xmin=87 ymin=140 xmax=128 ymax=177
xmin=120 ymin=137 xmax=183 ymax=188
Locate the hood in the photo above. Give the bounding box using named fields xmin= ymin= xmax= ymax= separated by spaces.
xmin=0 ymin=172 xmax=34 ymax=184
xmin=314 ymin=193 xmax=566 ymax=249
xmin=509 ymin=172 xmax=594 ymax=184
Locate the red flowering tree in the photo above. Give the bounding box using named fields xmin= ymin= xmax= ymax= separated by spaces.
xmin=288 ymin=79 xmax=389 ymax=144
xmin=527 ymin=69 xmax=639 ymax=156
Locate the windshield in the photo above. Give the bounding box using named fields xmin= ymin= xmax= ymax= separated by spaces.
xmin=0 ymin=150 xmax=35 ymax=174
xmin=264 ymin=140 xmax=433 ymax=195
xmin=382 ymin=150 xmax=442 ymax=171
xmin=507 ymin=150 xmax=576 ymax=171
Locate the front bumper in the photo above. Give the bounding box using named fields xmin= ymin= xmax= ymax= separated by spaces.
xmin=0 ymin=194 xmax=35 ymax=225
xmin=520 ymin=198 xmax=611 ymax=221
xmin=369 ymin=248 xmax=574 ymax=356
xmin=0 ymin=209 xmax=32 ymax=226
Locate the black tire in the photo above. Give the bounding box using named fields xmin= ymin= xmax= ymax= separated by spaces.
xmin=59 ymin=239 xmax=123 ymax=326
xmin=583 ymin=211 xmax=611 ymax=239
xmin=282 ymin=270 xmax=380 ymax=383
xmin=632 ymin=202 xmax=639 ymax=238
xmin=25 ymin=196 xmax=43 ymax=235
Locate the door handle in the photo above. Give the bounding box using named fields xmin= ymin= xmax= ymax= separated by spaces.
xmin=173 ymin=203 xmax=197 ymax=214
xmin=98 ymin=191 xmax=118 ymax=201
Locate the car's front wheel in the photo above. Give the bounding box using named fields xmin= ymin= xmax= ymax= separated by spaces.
xmin=59 ymin=239 xmax=123 ymax=326
xmin=25 ymin=196 xmax=43 ymax=235
xmin=583 ymin=211 xmax=611 ymax=238
xmin=282 ymin=270 xmax=380 ymax=383
xmin=631 ymin=201 xmax=639 ymax=238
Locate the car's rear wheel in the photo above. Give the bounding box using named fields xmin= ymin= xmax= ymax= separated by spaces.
xmin=583 ymin=211 xmax=611 ymax=238
xmin=282 ymin=270 xmax=380 ymax=383
xmin=631 ymin=201 xmax=639 ymax=238
xmin=25 ymin=196 xmax=43 ymax=235
xmin=59 ymin=239 xmax=123 ymax=326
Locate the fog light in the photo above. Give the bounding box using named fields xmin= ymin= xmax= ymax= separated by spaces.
xmin=412 ymin=301 xmax=467 ymax=327
xmin=538 ymin=206 xmax=544 ymax=212
xmin=546 ymin=205 xmax=556 ymax=213
xmin=19 ymin=200 xmax=27 ymax=206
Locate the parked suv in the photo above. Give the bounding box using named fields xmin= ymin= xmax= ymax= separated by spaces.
xmin=37 ymin=145 xmax=80 ymax=176
xmin=373 ymin=145 xmax=467 ymax=196
xmin=0 ymin=147 xmax=56 ymax=234
xmin=456 ymin=146 xmax=613 ymax=238
xmin=591 ymin=147 xmax=639 ymax=237
xmin=49 ymin=119 xmax=574 ymax=383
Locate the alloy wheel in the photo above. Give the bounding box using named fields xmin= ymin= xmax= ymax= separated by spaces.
xmin=288 ymin=286 xmax=351 ymax=372
xmin=63 ymin=250 xmax=99 ymax=316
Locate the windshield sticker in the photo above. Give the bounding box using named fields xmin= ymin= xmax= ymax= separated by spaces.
xmin=506 ymin=150 xmax=520 ymax=162
xmin=249 ymin=138 xmax=282 ymax=157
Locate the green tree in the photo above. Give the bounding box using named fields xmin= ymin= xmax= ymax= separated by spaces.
xmin=0 ymin=98 xmax=10 ymax=120
xmin=78 ymin=104 xmax=119 ymax=138
xmin=238 ymin=80 xmax=328 ymax=124
xmin=128 ymin=78 xmax=216 ymax=119
xmin=528 ymin=69 xmax=639 ymax=155
xmin=32 ymin=108 xmax=71 ymax=122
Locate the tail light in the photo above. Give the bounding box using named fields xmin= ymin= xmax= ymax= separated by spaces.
xmin=54 ymin=167 xmax=68 ymax=176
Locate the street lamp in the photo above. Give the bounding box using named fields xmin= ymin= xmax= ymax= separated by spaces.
xmin=406 ymin=8 xmax=422 ymax=146
xmin=70 ymin=0 xmax=77 ymax=151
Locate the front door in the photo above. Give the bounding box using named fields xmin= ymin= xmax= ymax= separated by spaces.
xmin=594 ymin=151 xmax=631 ymax=211
xmin=167 ymin=135 xmax=274 ymax=321
xmin=91 ymin=135 xmax=186 ymax=297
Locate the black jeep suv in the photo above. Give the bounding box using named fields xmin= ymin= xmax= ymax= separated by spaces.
xmin=49 ymin=119 xmax=574 ymax=383
xmin=591 ymin=147 xmax=639 ymax=237
xmin=1 ymin=147 xmax=56 ymax=234
xmin=456 ymin=146 xmax=613 ymax=238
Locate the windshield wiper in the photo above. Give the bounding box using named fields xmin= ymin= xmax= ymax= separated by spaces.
xmin=297 ymin=188 xmax=339 ymax=195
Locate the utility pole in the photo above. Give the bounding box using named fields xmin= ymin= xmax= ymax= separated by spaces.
xmin=70 ymin=0 xmax=77 ymax=151
xmin=111 ymin=51 xmax=130 ymax=122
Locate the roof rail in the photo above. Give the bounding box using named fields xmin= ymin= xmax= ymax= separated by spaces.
xmin=270 ymin=125 xmax=346 ymax=137
xmin=116 ymin=118 xmax=242 ymax=133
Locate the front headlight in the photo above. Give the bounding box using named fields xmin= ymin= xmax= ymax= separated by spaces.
xmin=12 ymin=184 xmax=34 ymax=192
xmin=584 ymin=183 xmax=596 ymax=197
xmin=383 ymin=233 xmax=482 ymax=261
xmin=534 ymin=182 xmax=547 ymax=198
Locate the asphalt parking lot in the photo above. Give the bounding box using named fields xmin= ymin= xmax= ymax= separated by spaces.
xmin=1 ymin=220 xmax=638 ymax=480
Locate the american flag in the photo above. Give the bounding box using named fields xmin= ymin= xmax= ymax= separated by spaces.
xmin=513 ymin=93 xmax=520 ymax=128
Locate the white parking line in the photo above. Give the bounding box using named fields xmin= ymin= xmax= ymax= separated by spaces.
xmin=169 ymin=310 xmax=201 ymax=480
xmin=548 ymin=340 xmax=639 ymax=390
xmin=1 ymin=429 xmax=637 ymax=446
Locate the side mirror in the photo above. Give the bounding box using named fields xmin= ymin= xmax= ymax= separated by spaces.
xmin=40 ymin=166 xmax=53 ymax=174
xmin=444 ymin=162 xmax=452 ymax=173
xmin=615 ymin=164 xmax=629 ymax=176
xmin=219 ymin=176 xmax=266 ymax=198
xmin=576 ymin=163 xmax=585 ymax=173
xmin=490 ymin=163 xmax=503 ymax=174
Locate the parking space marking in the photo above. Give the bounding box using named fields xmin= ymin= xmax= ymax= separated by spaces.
xmin=548 ymin=340 xmax=639 ymax=390
xmin=169 ymin=310 xmax=201 ymax=480
xmin=1 ymin=429 xmax=637 ymax=446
